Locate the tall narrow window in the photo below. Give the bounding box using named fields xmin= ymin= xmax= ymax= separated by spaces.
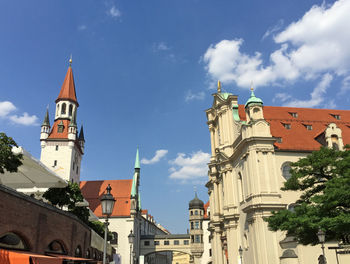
xmin=69 ymin=104 xmax=73 ymax=116
xmin=238 ymin=172 xmax=244 ymax=202
xmin=61 ymin=103 xmax=66 ymax=115
xmin=54 ymin=160 xmax=57 ymax=167
xmin=282 ymin=162 xmax=292 ymax=180
xmin=56 ymin=104 xmax=60 ymax=116
xmin=55 ymin=145 xmax=59 ymax=151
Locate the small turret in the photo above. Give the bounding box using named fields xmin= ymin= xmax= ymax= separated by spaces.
xmin=189 ymin=192 xmax=204 ymax=260
xmin=245 ymin=85 xmax=264 ymax=122
xmin=40 ymin=109 xmax=51 ymax=143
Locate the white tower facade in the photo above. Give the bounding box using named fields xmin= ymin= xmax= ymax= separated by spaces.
xmin=40 ymin=61 xmax=85 ymax=183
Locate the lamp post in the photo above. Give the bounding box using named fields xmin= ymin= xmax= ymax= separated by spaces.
xmin=317 ymin=229 xmax=327 ymax=264
xmin=100 ymin=184 xmax=116 ymax=264
xmin=128 ymin=230 xmax=135 ymax=264
xmin=239 ymin=246 xmax=243 ymax=264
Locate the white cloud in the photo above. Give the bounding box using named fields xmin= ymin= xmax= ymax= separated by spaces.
xmin=9 ymin=112 xmax=39 ymax=126
xmin=169 ymin=151 xmax=210 ymax=183
xmin=0 ymin=101 xmax=38 ymax=126
xmin=185 ymin=90 xmax=205 ymax=102
xmin=108 ymin=6 xmax=121 ymax=18
xmin=141 ymin=149 xmax=168 ymax=165
xmin=202 ymin=0 xmax=350 ymax=105
xmin=262 ymin=19 xmax=284 ymax=40
xmin=283 ymin=73 xmax=333 ymax=108
xmin=0 ymin=101 xmax=16 ymax=117
xmin=156 ymin=42 xmax=170 ymax=51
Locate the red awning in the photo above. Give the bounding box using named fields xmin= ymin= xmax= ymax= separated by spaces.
xmin=0 ymin=249 xmax=62 ymax=264
xmin=49 ymin=254 xmax=95 ymax=262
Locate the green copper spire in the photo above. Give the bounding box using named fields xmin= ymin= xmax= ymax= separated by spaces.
xmin=138 ymin=192 xmax=141 ymax=210
xmin=134 ymin=147 xmax=140 ymax=169
xmin=42 ymin=108 xmax=50 ymax=127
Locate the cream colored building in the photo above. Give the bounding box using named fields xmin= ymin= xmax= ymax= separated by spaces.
xmin=205 ymin=83 xmax=350 ymax=264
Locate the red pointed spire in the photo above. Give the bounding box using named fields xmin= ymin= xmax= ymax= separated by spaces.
xmin=55 ymin=61 xmax=79 ymax=106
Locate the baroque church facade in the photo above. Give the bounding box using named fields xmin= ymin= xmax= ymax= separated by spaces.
xmin=205 ymin=82 xmax=350 ymax=264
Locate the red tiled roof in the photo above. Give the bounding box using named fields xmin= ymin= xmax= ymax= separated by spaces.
xmin=80 ymin=180 xmax=132 ymax=217
xmin=238 ymin=105 xmax=350 ymax=151
xmin=48 ymin=119 xmax=70 ymax=139
xmin=56 ymin=66 xmax=78 ymax=105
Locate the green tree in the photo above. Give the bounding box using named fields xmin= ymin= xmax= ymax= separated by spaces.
xmin=0 ymin=132 xmax=23 ymax=174
xmin=266 ymin=146 xmax=350 ymax=245
xmin=43 ymin=182 xmax=113 ymax=239
xmin=43 ymin=182 xmax=90 ymax=223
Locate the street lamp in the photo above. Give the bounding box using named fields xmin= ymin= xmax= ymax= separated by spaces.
xmin=239 ymin=246 xmax=243 ymax=264
xmin=100 ymin=184 xmax=116 ymax=264
xmin=317 ymin=229 xmax=327 ymax=264
xmin=128 ymin=230 xmax=135 ymax=264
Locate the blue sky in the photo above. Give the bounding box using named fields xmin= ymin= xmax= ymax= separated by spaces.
xmin=1 ymin=0 xmax=349 ymax=233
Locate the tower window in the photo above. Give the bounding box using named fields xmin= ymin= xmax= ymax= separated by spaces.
xmin=54 ymin=160 xmax=57 ymax=167
xmin=195 ymin=222 xmax=199 ymax=229
xmin=57 ymin=121 xmax=64 ymax=133
xmin=190 ymin=211 xmax=193 ymax=216
xmin=195 ymin=235 xmax=200 ymax=243
xmin=191 ymin=222 xmax=194 ymax=230
xmin=61 ymin=103 xmax=66 ymax=115
xmin=195 ymin=210 xmax=198 ymax=215
xmin=174 ymin=240 xmax=179 ymax=245
xmin=56 ymin=104 xmax=60 ymax=116
xmin=76 ymin=166 xmax=79 ymax=174
xmin=184 ymin=240 xmax=189 ymax=245
xmin=69 ymin=104 xmax=73 ymax=116
xmin=164 ymin=240 xmax=169 ymax=245
xmin=55 ymin=145 xmax=59 ymax=151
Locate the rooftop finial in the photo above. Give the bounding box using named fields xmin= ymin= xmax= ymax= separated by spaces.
xmin=69 ymin=54 xmax=72 ymax=67
xmin=217 ymin=80 xmax=221 ymax=93
xmin=250 ymin=81 xmax=254 ymax=92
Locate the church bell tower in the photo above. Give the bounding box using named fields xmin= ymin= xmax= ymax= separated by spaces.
xmin=40 ymin=58 xmax=85 ymax=183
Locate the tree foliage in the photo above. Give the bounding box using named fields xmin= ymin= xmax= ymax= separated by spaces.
xmin=43 ymin=182 xmax=90 ymax=223
xmin=266 ymin=146 xmax=350 ymax=245
xmin=43 ymin=182 xmax=112 ymax=240
xmin=0 ymin=132 xmax=23 ymax=174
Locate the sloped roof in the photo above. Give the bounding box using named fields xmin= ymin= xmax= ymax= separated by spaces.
xmin=56 ymin=66 xmax=78 ymax=105
xmin=48 ymin=119 xmax=70 ymax=139
xmin=238 ymin=105 xmax=350 ymax=151
xmin=80 ymin=180 xmax=133 ymax=217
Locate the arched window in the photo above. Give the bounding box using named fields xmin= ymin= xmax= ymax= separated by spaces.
xmin=69 ymin=104 xmax=73 ymax=116
xmin=190 ymin=210 xmax=193 ymax=216
xmin=331 ymin=135 xmax=339 ymax=150
xmin=195 ymin=210 xmax=198 ymax=215
xmin=0 ymin=232 xmax=29 ymax=250
xmin=46 ymin=240 xmax=67 ymax=254
xmin=75 ymin=245 xmax=82 ymax=257
xmin=282 ymin=162 xmax=292 ymax=180
xmin=61 ymin=103 xmax=66 ymax=115
xmin=56 ymin=104 xmax=60 ymax=116
xmin=86 ymin=249 xmax=91 ymax=259
xmin=287 ymin=203 xmax=297 ymax=212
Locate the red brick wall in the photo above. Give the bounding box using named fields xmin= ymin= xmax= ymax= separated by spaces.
xmin=0 ymin=185 xmax=91 ymax=257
